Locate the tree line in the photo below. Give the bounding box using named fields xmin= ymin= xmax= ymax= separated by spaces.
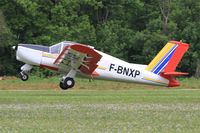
xmin=0 ymin=0 xmax=199 ymax=77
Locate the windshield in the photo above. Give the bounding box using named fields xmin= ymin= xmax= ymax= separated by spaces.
xmin=50 ymin=43 xmax=61 ymax=54
xmin=49 ymin=41 xmax=77 ymax=54
xmin=19 ymin=44 xmax=49 ymax=52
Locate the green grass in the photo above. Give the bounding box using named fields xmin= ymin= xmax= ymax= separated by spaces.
xmin=0 ymin=76 xmax=199 ymax=90
xmin=0 ymin=77 xmax=200 ymax=133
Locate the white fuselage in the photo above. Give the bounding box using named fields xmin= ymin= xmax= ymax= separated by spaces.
xmin=94 ymin=50 xmax=169 ymax=86
xmin=16 ymin=45 xmax=169 ymax=87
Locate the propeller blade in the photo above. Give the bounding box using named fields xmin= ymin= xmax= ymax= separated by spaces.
xmin=12 ymin=44 xmax=18 ymax=51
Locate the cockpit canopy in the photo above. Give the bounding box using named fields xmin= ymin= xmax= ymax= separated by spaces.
xmin=19 ymin=41 xmax=77 ymax=54
xmin=49 ymin=41 xmax=75 ymax=54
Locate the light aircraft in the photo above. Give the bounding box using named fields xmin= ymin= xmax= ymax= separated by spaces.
xmin=12 ymin=40 xmax=189 ymax=90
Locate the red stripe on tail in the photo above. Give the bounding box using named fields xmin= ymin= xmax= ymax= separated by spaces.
xmin=163 ymin=41 xmax=189 ymax=72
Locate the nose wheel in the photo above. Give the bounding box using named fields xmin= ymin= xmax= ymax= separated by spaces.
xmin=19 ymin=64 xmax=32 ymax=81
xmin=19 ymin=72 xmax=29 ymax=81
xmin=59 ymin=77 xmax=75 ymax=90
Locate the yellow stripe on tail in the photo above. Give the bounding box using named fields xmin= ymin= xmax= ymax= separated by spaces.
xmin=145 ymin=42 xmax=176 ymax=72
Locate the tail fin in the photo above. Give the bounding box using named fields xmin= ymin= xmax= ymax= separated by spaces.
xmin=146 ymin=41 xmax=189 ymax=75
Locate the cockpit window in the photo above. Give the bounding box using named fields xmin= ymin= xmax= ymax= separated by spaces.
xmin=19 ymin=44 xmax=49 ymax=52
xmin=50 ymin=43 xmax=61 ymax=54
xmin=19 ymin=41 xmax=77 ymax=54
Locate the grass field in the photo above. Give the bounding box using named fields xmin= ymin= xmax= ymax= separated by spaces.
xmin=0 ymin=77 xmax=200 ymax=133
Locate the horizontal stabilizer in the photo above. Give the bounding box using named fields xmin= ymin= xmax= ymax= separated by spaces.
xmin=161 ymin=71 xmax=188 ymax=87
xmin=162 ymin=72 xmax=189 ymax=76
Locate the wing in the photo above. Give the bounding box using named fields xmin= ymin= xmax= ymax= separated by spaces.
xmin=54 ymin=44 xmax=102 ymax=75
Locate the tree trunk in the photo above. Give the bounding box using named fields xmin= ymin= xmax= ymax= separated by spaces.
xmin=195 ymin=59 xmax=200 ymax=78
xmin=158 ymin=0 xmax=171 ymax=34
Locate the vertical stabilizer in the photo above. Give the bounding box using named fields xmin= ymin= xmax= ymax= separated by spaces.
xmin=146 ymin=41 xmax=189 ymax=75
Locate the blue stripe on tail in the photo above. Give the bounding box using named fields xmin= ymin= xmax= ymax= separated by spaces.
xmin=152 ymin=45 xmax=177 ymax=74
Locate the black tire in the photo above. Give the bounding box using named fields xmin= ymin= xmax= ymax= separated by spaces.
xmin=64 ymin=77 xmax=75 ymax=88
xmin=59 ymin=77 xmax=75 ymax=90
xmin=19 ymin=72 xmax=29 ymax=81
xmin=59 ymin=82 xmax=68 ymax=90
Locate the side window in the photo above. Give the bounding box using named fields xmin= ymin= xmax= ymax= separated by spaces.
xmin=50 ymin=44 xmax=61 ymax=54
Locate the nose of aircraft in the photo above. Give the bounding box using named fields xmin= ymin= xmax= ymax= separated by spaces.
xmin=12 ymin=44 xmax=18 ymax=51
xmin=16 ymin=44 xmax=42 ymax=66
xmin=12 ymin=46 xmax=16 ymax=50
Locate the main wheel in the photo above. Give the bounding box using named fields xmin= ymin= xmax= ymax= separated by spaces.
xmin=19 ymin=72 xmax=29 ymax=81
xmin=59 ymin=77 xmax=75 ymax=90
xmin=59 ymin=82 xmax=67 ymax=90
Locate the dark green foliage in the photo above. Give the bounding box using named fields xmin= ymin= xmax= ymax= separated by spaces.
xmin=0 ymin=0 xmax=199 ymax=77
xmin=0 ymin=10 xmax=17 ymax=75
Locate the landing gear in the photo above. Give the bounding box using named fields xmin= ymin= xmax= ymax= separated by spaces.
xmin=59 ymin=77 xmax=75 ymax=90
xmin=19 ymin=72 xmax=29 ymax=81
xmin=59 ymin=69 xmax=77 ymax=90
xmin=19 ymin=64 xmax=32 ymax=81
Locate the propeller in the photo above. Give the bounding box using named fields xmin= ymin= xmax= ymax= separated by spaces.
xmin=11 ymin=44 xmax=18 ymax=59
xmin=12 ymin=44 xmax=18 ymax=51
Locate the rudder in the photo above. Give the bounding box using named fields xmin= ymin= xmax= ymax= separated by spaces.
xmin=146 ymin=41 xmax=189 ymax=75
